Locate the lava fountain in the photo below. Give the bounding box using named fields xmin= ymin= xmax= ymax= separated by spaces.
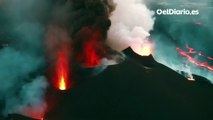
xmin=59 ymin=75 xmax=66 ymax=90
xmin=56 ymin=50 xmax=70 ymax=91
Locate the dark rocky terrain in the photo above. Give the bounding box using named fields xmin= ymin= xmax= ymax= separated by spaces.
xmin=43 ymin=48 xmax=213 ymax=120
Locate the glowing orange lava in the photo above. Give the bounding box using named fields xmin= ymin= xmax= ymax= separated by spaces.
xmin=139 ymin=41 xmax=154 ymax=56
xmin=176 ymin=45 xmax=213 ymax=72
xmin=59 ymin=75 xmax=66 ymax=90
xmin=140 ymin=45 xmax=152 ymax=56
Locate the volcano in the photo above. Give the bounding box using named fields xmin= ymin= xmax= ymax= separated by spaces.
xmin=1 ymin=0 xmax=213 ymax=120
xmin=1 ymin=48 xmax=213 ymax=120
xmin=2 ymin=47 xmax=213 ymax=120
xmin=40 ymin=47 xmax=213 ymax=120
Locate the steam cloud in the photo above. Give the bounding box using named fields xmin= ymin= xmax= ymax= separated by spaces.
xmin=107 ymin=0 xmax=155 ymax=53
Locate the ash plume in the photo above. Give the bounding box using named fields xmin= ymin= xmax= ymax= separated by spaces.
xmin=46 ymin=0 xmax=123 ymax=68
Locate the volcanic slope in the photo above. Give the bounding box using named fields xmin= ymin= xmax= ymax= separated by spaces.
xmin=45 ymin=47 xmax=213 ymax=120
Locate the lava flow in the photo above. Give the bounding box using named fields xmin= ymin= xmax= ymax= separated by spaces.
xmin=56 ymin=50 xmax=70 ymax=90
xmin=176 ymin=45 xmax=213 ymax=72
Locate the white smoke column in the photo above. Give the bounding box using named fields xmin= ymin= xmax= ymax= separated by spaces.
xmin=107 ymin=0 xmax=155 ymax=53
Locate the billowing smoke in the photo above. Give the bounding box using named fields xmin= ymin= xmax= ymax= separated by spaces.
xmin=0 ymin=0 xmax=49 ymax=118
xmin=45 ymin=0 xmax=123 ymax=68
xmin=0 ymin=0 xmax=125 ymax=118
xmin=3 ymin=76 xmax=48 ymax=118
xmin=2 ymin=0 xmax=212 ymax=119
xmin=107 ymin=0 xmax=155 ymax=54
xmin=44 ymin=0 xmax=126 ymax=84
xmin=147 ymin=0 xmax=213 ymax=81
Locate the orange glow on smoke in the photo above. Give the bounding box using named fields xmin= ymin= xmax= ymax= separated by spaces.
xmin=18 ymin=106 xmax=46 ymax=120
xmin=56 ymin=50 xmax=70 ymax=90
xmin=77 ymin=30 xmax=103 ymax=67
xmin=82 ymin=39 xmax=101 ymax=67
xmin=176 ymin=45 xmax=213 ymax=72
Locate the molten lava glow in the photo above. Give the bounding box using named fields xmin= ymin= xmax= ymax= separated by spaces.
xmin=140 ymin=45 xmax=152 ymax=56
xmin=59 ymin=75 xmax=66 ymax=90
xmin=131 ymin=40 xmax=154 ymax=56
xmin=139 ymin=40 xmax=154 ymax=56
xmin=188 ymin=77 xmax=195 ymax=81
xmin=56 ymin=50 xmax=69 ymax=90
xmin=176 ymin=45 xmax=213 ymax=72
